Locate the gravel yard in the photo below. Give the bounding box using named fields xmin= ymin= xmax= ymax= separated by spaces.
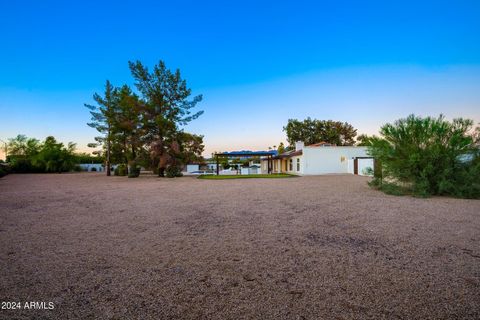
xmin=1 ymin=173 xmax=479 ymax=319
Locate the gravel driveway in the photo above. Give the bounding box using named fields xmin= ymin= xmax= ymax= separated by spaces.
xmin=1 ymin=173 xmax=479 ymax=319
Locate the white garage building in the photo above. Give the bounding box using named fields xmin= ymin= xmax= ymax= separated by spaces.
xmin=261 ymin=141 xmax=373 ymax=176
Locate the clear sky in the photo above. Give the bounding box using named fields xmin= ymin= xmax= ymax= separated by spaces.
xmin=1 ymin=0 xmax=479 ymax=158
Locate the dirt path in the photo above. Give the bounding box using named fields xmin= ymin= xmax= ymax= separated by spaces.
xmin=1 ymin=173 xmax=479 ymax=319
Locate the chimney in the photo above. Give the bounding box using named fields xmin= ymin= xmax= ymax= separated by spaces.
xmin=295 ymin=141 xmax=304 ymax=151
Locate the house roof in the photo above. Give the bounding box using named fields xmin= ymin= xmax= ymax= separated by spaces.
xmin=215 ymin=150 xmax=277 ymax=157
xmin=308 ymin=142 xmax=336 ymax=147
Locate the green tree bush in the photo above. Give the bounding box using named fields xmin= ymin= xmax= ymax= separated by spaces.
xmin=114 ymin=164 xmax=127 ymax=176
xmin=165 ymin=165 xmax=183 ymax=178
xmin=85 ymin=60 xmax=205 ymax=178
xmin=127 ymin=163 xmax=140 ymax=178
xmin=368 ymin=114 xmax=480 ymax=198
xmin=74 ymin=153 xmax=104 ymax=164
xmin=7 ymin=135 xmax=76 ymax=173
xmin=32 ymin=136 xmax=77 ymax=173
xmin=0 ymin=164 xmax=11 ymax=178
xmin=283 ymin=118 xmax=357 ymax=147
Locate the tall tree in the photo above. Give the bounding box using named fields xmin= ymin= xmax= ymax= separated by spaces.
xmin=129 ymin=60 xmax=203 ymax=176
xmin=7 ymin=134 xmax=41 ymax=157
xmin=111 ymin=84 xmax=143 ymax=175
xmin=283 ymin=118 xmax=357 ymax=146
xmin=33 ymin=136 xmax=76 ymax=173
xmin=7 ymin=135 xmax=41 ymax=172
xmin=7 ymin=135 xmax=76 ymax=173
xmin=85 ymin=80 xmax=116 ymax=176
xmin=356 ymin=134 xmax=375 ymax=146
xmin=177 ymin=132 xmax=205 ymax=165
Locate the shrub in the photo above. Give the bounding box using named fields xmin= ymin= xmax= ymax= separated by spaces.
xmin=368 ymin=114 xmax=480 ymax=198
xmin=114 ymin=164 xmax=127 ymax=176
xmin=90 ymin=167 xmax=97 ymax=172
xmin=0 ymin=164 xmax=11 ymax=178
xmin=166 ymin=165 xmax=183 ymax=178
xmin=128 ymin=166 xmax=140 ymax=178
xmin=7 ymin=135 xmax=76 ymax=173
xmin=73 ymin=165 xmax=82 ymax=172
xmin=369 ymin=180 xmax=408 ymax=196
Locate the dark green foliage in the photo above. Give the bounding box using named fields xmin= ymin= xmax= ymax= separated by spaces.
xmin=85 ymin=80 xmax=116 ymax=176
xmin=368 ymin=114 xmax=480 ymax=198
xmin=129 ymin=60 xmax=204 ymax=176
xmin=7 ymin=135 xmax=76 ymax=173
xmin=219 ymin=157 xmax=230 ymax=169
xmin=114 ymin=164 xmax=127 ymax=176
xmin=85 ymin=60 xmax=204 ymax=178
xmin=128 ymin=162 xmax=140 ymax=178
xmin=283 ymin=118 xmax=357 ymax=146
xmin=74 ymin=153 xmax=104 ymax=164
xmin=33 ymin=136 xmax=77 ymax=173
xmin=90 ymin=167 xmax=97 ymax=172
xmin=0 ymin=164 xmax=11 ymax=178
xmin=165 ymin=165 xmax=183 ymax=178
xmin=128 ymin=168 xmax=140 ymax=178
xmin=356 ymin=134 xmax=374 ymax=146
xmin=371 ymin=181 xmax=408 ymax=196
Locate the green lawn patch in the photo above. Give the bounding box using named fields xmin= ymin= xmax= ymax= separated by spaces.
xmin=198 ymin=173 xmax=297 ymax=180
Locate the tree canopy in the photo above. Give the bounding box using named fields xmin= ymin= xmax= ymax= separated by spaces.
xmin=368 ymin=114 xmax=480 ymax=198
xmin=85 ymin=60 xmax=205 ymax=177
xmin=283 ymin=118 xmax=357 ymax=147
xmin=6 ymin=135 xmax=77 ymax=173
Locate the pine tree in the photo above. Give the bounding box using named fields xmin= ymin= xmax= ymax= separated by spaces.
xmin=85 ymin=80 xmax=116 ymax=176
xmin=129 ymin=60 xmax=203 ymax=176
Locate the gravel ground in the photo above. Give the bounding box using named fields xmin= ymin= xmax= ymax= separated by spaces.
xmin=0 ymin=173 xmax=479 ymax=320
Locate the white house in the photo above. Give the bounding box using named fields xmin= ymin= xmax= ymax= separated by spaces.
xmin=186 ymin=164 xmax=200 ymax=173
xmin=261 ymin=141 xmax=373 ymax=176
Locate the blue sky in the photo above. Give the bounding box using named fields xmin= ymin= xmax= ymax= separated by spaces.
xmin=1 ymin=0 xmax=479 ymax=157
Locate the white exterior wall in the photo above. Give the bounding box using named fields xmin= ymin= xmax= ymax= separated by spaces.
xmin=261 ymin=160 xmax=268 ymax=174
xmin=206 ymin=163 xmax=218 ymax=170
xmin=79 ymin=163 xmax=104 ymax=172
xmin=292 ymin=155 xmax=304 ymax=174
xmin=186 ymin=164 xmax=199 ymax=172
xmin=347 ymin=159 xmax=354 ymax=174
xmin=302 ymin=147 xmax=368 ymax=175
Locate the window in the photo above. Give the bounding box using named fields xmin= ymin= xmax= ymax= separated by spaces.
xmin=289 ymin=159 xmax=293 ymax=171
xmin=296 ymin=158 xmax=300 ymax=171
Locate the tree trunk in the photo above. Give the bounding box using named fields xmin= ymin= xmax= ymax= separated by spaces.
xmin=106 ymin=129 xmax=111 ymax=176
xmin=158 ymin=167 xmax=165 ymax=177
xmin=124 ymin=137 xmax=129 ymax=175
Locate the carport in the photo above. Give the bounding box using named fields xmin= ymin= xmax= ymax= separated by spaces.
xmin=214 ymin=151 xmax=277 ymax=175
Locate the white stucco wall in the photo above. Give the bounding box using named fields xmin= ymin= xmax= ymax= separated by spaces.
xmin=206 ymin=163 xmax=218 ymax=170
xmin=302 ymin=147 xmax=369 ymax=175
xmin=347 ymin=159 xmax=354 ymax=174
xmin=79 ymin=163 xmax=104 ymax=172
xmin=186 ymin=164 xmax=199 ymax=172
